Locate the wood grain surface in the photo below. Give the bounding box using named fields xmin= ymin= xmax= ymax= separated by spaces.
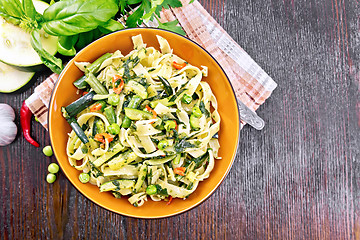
xmin=0 ymin=0 xmax=359 ymax=239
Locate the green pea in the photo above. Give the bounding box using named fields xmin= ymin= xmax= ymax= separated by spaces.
xmin=79 ymin=173 xmax=90 ymax=183
xmin=107 ymin=94 xmax=120 ymax=106
xmin=43 ymin=145 xmax=53 ymax=157
xmin=107 ymin=123 xmax=121 ymax=135
xmin=48 ymin=163 xmax=59 ymax=174
xmin=46 ymin=173 xmax=56 ymax=184
xmin=158 ymin=140 xmax=168 ymax=150
xmin=34 ymin=116 xmax=39 ymax=122
xmin=164 ymin=120 xmax=176 ymax=132
xmin=181 ymin=94 xmax=192 ymax=104
xmin=192 ymin=106 xmax=202 ymax=118
xmin=146 ymin=185 xmax=157 ymax=195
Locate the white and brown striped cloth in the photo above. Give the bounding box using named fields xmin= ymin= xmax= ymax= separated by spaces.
xmin=25 ymin=0 xmax=277 ymax=130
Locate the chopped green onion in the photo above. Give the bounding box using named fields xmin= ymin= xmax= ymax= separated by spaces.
xmin=192 ymin=106 xmax=202 ymax=118
xmin=181 ymin=94 xmax=192 ymax=104
xmin=164 ymin=120 xmax=176 ymax=131
xmin=158 ymin=140 xmax=168 ymax=150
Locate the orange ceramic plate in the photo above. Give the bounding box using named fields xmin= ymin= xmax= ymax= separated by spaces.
xmin=49 ymin=28 xmax=240 ymax=218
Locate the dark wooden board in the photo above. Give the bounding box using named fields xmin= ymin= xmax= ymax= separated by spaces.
xmin=0 ymin=0 xmax=359 ymax=239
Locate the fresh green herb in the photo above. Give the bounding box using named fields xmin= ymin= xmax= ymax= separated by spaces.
xmin=174 ymin=138 xmax=195 ymax=153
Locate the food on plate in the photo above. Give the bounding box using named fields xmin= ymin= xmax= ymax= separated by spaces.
xmin=62 ymin=34 xmax=221 ymax=207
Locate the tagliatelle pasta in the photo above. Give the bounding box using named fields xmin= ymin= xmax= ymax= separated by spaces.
xmin=63 ymin=34 xmax=221 ymax=207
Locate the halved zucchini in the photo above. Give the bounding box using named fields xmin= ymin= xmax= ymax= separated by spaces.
xmin=0 ymin=0 xmax=58 ymax=71
xmin=0 ymin=62 xmax=35 ymax=93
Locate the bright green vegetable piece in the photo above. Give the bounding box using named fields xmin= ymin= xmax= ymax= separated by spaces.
xmin=34 ymin=116 xmax=39 ymax=122
xmin=124 ymin=108 xmax=153 ymax=120
xmin=48 ymin=163 xmax=59 ymax=174
xmin=181 ymin=94 xmax=192 ymax=104
xmin=146 ymin=185 xmax=157 ymax=195
xmin=134 ymin=164 xmax=147 ymax=193
xmin=164 ymin=120 xmax=176 ymax=131
xmin=192 ymin=106 xmax=202 ymax=118
xmin=107 ymin=94 xmax=120 ymax=106
xmin=79 ymin=172 xmax=90 ymax=183
xmin=43 ymin=145 xmax=53 ymax=157
xmin=190 ymin=114 xmax=200 ymax=129
xmin=46 ymin=173 xmax=56 ymax=184
xmin=103 ymin=106 xmax=116 ymax=123
xmin=158 ymin=140 xmax=168 ymax=150
xmin=107 ymin=123 xmax=120 ymax=135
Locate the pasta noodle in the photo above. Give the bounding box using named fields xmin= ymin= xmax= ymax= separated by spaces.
xmin=64 ymin=34 xmax=221 ymax=207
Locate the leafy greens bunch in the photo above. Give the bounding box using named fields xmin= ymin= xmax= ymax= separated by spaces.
xmin=0 ymin=0 xmax=186 ymax=74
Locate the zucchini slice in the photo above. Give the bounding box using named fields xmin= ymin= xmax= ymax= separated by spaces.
xmin=0 ymin=62 xmax=35 ymax=93
xmin=0 ymin=0 xmax=58 ymax=71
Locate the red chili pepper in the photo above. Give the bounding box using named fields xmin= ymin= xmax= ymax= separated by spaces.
xmin=167 ymin=196 xmax=173 ymax=205
xmin=94 ymin=133 xmax=114 ymax=144
xmin=20 ymin=101 xmax=39 ymax=147
xmin=172 ymin=61 xmax=186 ymax=70
xmin=145 ymin=105 xmax=157 ymax=119
xmin=112 ymin=75 xmax=124 ymax=94
xmin=90 ymin=103 xmax=103 ymax=112
xmin=174 ymin=167 xmax=186 ymax=176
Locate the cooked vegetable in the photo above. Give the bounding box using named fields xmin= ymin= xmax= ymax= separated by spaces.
xmin=62 ymin=91 xmax=95 ymax=119
xmin=181 ymin=94 xmax=192 ymax=104
xmin=79 ymin=172 xmax=90 ymax=183
xmin=43 ymin=145 xmax=53 ymax=157
xmin=107 ymin=94 xmax=120 ymax=106
xmin=107 ymin=123 xmax=120 ymax=135
xmin=86 ymin=53 xmax=112 ymax=74
xmin=0 ymin=104 xmax=18 ymax=146
xmin=121 ymin=95 xmax=142 ymax=128
xmin=172 ymin=61 xmax=186 ymax=70
xmin=103 ymin=106 xmax=116 ymax=124
xmin=73 ymin=75 xmax=88 ymax=90
xmin=66 ymin=117 xmax=89 ymax=144
xmin=48 ymin=163 xmax=59 ymax=173
xmin=20 ymin=101 xmax=39 ymax=147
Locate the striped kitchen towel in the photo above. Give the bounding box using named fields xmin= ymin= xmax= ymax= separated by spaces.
xmin=25 ymin=0 xmax=277 ymax=130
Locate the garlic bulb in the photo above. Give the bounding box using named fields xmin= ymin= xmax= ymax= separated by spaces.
xmin=0 ymin=103 xmax=17 ymax=146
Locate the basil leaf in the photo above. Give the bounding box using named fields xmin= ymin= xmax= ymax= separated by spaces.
xmin=0 ymin=0 xmax=24 ymax=19
xmin=22 ymin=0 xmax=39 ymax=21
xmin=75 ymin=28 xmax=102 ymax=50
xmin=30 ymin=30 xmax=63 ymax=74
xmin=99 ymin=19 xmax=124 ymax=32
xmin=42 ymin=0 xmax=118 ymax=36
xmin=57 ymin=35 xmax=78 ymax=56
